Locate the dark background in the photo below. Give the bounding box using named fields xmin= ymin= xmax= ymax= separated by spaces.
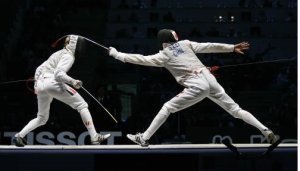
xmin=0 ymin=0 xmax=297 ymax=145
xmin=0 ymin=1 xmax=297 ymax=171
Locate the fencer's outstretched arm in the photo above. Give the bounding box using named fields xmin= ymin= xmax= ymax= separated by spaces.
xmin=108 ymin=41 xmax=249 ymax=66
xmin=108 ymin=47 xmax=168 ymax=67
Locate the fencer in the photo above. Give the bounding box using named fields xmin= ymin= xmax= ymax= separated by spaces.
xmin=108 ymin=29 xmax=279 ymax=147
xmin=13 ymin=35 xmax=111 ymax=147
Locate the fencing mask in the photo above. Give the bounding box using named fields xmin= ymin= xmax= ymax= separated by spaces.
xmin=157 ymin=29 xmax=179 ymax=50
xmin=52 ymin=34 xmax=87 ymax=59
xmin=64 ymin=35 xmax=86 ymax=58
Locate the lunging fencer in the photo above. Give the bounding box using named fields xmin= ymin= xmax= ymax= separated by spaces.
xmin=108 ymin=29 xmax=279 ymax=147
xmin=13 ymin=35 xmax=110 ymax=147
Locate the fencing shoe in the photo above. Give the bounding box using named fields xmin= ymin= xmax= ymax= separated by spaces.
xmin=127 ymin=133 xmax=149 ymax=147
xmin=262 ymin=129 xmax=279 ymax=144
xmin=91 ymin=133 xmax=111 ymax=145
xmin=12 ymin=135 xmax=27 ymax=147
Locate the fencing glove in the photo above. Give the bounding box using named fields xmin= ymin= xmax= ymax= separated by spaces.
xmin=108 ymin=47 xmax=125 ymax=62
xmin=72 ymin=80 xmax=82 ymax=89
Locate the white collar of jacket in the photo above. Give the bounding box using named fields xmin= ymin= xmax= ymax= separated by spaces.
xmin=65 ymin=35 xmax=78 ymax=56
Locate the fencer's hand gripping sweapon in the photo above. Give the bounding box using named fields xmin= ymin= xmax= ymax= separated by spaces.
xmin=108 ymin=47 xmax=125 ymax=62
xmin=72 ymin=79 xmax=82 ymax=89
xmin=108 ymin=47 xmax=118 ymax=58
xmin=81 ymin=86 xmax=118 ymax=124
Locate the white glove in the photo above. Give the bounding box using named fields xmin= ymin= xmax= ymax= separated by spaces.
xmin=72 ymin=79 xmax=82 ymax=89
xmin=108 ymin=47 xmax=125 ymax=62
xmin=108 ymin=47 xmax=119 ymax=58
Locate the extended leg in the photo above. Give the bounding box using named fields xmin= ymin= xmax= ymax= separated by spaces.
xmin=13 ymin=93 xmax=52 ymax=147
xmin=18 ymin=93 xmax=52 ymax=138
xmin=208 ymin=83 xmax=278 ymax=143
xmin=203 ymin=69 xmax=278 ymax=143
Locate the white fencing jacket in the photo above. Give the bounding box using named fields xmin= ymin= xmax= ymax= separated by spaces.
xmin=116 ymin=40 xmax=234 ymax=85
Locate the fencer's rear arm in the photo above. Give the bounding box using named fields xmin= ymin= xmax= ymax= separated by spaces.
xmin=189 ymin=41 xmax=234 ymax=53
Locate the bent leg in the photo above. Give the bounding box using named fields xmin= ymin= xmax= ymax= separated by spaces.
xmin=143 ymin=106 xmax=170 ymax=140
xmin=52 ymin=84 xmax=98 ymax=139
xmin=54 ymin=85 xmax=89 ymax=112
xmin=143 ymin=77 xmax=210 ymax=140
xmin=164 ymin=76 xmax=210 ymax=113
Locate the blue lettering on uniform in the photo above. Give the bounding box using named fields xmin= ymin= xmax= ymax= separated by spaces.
xmin=168 ymin=43 xmax=184 ymax=57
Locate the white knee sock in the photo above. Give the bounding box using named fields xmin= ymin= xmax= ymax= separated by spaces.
xmin=79 ymin=108 xmax=98 ymax=140
xmin=237 ymin=110 xmax=268 ymax=132
xmin=143 ymin=107 xmax=170 ymax=140
xmin=18 ymin=117 xmax=45 ymax=138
